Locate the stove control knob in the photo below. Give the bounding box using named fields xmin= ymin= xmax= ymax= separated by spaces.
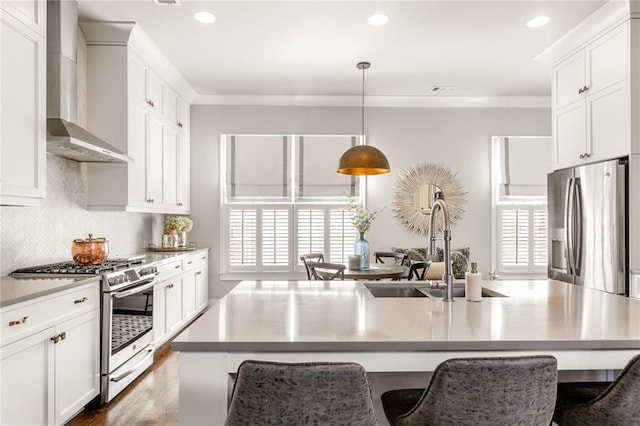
xmin=108 ymin=277 xmax=116 ymax=286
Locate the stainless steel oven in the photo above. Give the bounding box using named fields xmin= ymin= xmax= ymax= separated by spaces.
xmin=101 ymin=265 xmax=157 ymax=403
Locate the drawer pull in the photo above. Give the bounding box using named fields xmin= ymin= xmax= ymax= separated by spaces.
xmin=166 ymin=283 xmax=174 ymax=289
xmin=174 ymin=265 xmax=181 ymax=269
xmin=177 ymin=122 xmax=183 ymax=128
xmin=195 ymin=271 xmax=202 ymax=276
xmin=9 ymin=316 xmax=28 ymax=327
xmin=187 ymin=261 xmax=193 ymax=265
xmin=74 ymin=297 xmax=88 ymax=304
xmin=146 ymin=99 xmax=155 ymax=107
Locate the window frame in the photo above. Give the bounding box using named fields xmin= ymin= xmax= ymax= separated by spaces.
xmin=219 ymin=134 xmax=365 ymax=280
xmin=490 ymin=136 xmax=550 ymax=279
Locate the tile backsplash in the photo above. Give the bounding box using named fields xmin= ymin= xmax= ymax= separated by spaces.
xmin=0 ymin=155 xmax=163 ymax=276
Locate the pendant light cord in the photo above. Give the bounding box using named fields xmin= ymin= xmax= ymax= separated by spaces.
xmin=361 ymin=66 xmax=365 ymax=137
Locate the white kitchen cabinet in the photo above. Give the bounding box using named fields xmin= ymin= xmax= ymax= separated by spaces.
xmin=162 ymin=125 xmax=179 ymax=208
xmin=0 ymin=2 xmax=46 ymax=206
xmin=176 ymin=97 xmax=191 ymax=212
xmin=128 ymin=51 xmax=163 ymax=115
xmin=153 ymin=276 xmax=183 ymax=346
xmin=183 ymin=252 xmax=209 ymax=314
xmin=54 ymin=310 xmax=100 ymax=425
xmin=152 ymin=252 xmax=208 ymax=346
xmin=552 ymin=22 xmax=630 ymax=170
xmin=82 ymin=22 xmax=191 ymax=213
xmin=0 ymin=282 xmax=100 ymax=426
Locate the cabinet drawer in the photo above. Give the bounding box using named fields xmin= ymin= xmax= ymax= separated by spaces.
xmin=156 ymin=259 xmax=183 ymax=279
xmin=183 ymin=252 xmax=208 ymax=271
xmin=1 ymin=282 xmax=99 ymax=347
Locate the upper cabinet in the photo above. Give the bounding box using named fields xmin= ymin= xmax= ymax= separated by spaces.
xmin=80 ymin=22 xmax=193 ymax=213
xmin=552 ymin=20 xmax=633 ymax=170
xmin=0 ymin=0 xmax=46 ymax=206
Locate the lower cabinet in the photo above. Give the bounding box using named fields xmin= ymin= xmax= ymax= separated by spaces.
xmin=0 ymin=308 xmax=99 ymax=425
xmin=153 ymin=251 xmax=209 ymax=347
xmin=153 ymin=276 xmax=183 ymax=346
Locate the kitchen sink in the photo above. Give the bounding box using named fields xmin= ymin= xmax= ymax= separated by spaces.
xmin=364 ymin=284 xmax=430 ymax=298
xmin=364 ymin=283 xmax=506 ymax=298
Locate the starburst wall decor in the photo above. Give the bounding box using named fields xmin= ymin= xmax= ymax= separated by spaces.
xmin=391 ymin=162 xmax=466 ymax=235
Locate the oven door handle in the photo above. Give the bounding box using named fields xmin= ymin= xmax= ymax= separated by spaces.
xmin=109 ymin=346 xmax=155 ymax=382
xmin=111 ymin=279 xmax=156 ymax=299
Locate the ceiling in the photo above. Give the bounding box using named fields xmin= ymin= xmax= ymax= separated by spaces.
xmin=78 ymin=1 xmax=607 ymax=102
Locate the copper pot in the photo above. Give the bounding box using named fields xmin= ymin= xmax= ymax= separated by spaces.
xmin=72 ymin=234 xmax=109 ymax=265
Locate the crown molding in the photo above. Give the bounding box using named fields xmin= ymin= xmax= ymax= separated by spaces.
xmin=192 ymin=94 xmax=550 ymax=108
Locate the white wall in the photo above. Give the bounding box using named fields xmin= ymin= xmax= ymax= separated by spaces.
xmin=190 ymin=105 xmax=551 ymax=298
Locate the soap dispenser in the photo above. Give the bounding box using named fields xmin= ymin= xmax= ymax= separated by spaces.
xmin=465 ymin=262 xmax=482 ymax=302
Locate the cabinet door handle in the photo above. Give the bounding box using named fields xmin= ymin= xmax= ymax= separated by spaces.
xmin=579 ymin=153 xmax=585 ymax=159
xmin=187 ymin=261 xmax=193 ymax=265
xmin=74 ymin=297 xmax=88 ymax=304
xmin=51 ymin=332 xmax=65 ymax=344
xmin=166 ymin=283 xmax=174 ymax=289
xmin=577 ymin=85 xmax=589 ymax=94
xmin=177 ymin=202 xmax=183 ymax=206
xmin=174 ymin=265 xmax=181 ymax=269
xmin=146 ymin=198 xmax=154 ymax=203
xmin=584 ymin=152 xmax=592 ymax=158
xmin=146 ymin=99 xmax=155 ymax=107
xmin=9 ymin=316 xmax=28 ymax=327
xmin=177 ymin=122 xmax=183 ymax=128
xmin=195 ymin=271 xmax=202 ymax=276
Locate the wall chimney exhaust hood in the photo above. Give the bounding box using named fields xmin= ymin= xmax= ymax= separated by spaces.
xmin=47 ymin=118 xmax=131 ymax=163
xmin=47 ymin=0 xmax=131 ymax=163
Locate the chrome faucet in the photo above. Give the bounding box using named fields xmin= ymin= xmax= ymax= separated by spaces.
xmin=428 ymin=191 xmax=454 ymax=302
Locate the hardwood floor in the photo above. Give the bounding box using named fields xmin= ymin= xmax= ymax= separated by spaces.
xmin=67 ymin=342 xmax=179 ymax=426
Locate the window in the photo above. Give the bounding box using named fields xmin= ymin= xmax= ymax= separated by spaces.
xmin=221 ymin=135 xmax=363 ymax=276
xmin=491 ymin=136 xmax=551 ymax=276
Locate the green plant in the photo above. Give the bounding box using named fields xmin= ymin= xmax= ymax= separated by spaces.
xmin=348 ymin=197 xmax=383 ymax=234
xmin=164 ymin=216 xmax=193 ymax=232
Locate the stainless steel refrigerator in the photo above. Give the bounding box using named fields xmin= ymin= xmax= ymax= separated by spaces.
xmin=547 ymin=158 xmax=627 ymax=295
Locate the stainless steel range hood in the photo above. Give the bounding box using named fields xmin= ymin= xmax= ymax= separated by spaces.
xmin=47 ymin=0 xmax=131 ymax=163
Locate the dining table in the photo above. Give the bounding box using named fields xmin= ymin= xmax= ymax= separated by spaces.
xmin=316 ymin=263 xmax=409 ymax=280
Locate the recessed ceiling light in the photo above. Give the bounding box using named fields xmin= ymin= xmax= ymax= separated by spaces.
xmin=368 ymin=14 xmax=388 ymax=26
xmin=194 ymin=11 xmax=216 ymax=24
xmin=526 ymin=15 xmax=550 ymax=28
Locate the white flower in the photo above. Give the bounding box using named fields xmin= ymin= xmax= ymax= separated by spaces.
xmin=164 ymin=216 xmax=193 ymax=232
xmin=348 ymin=197 xmax=383 ymax=234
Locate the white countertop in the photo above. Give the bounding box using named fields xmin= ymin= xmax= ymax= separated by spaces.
xmin=173 ymin=279 xmax=640 ymax=352
xmin=0 ymin=248 xmax=209 ymax=308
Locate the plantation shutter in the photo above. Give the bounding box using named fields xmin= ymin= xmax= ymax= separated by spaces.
xmin=498 ymin=205 xmax=547 ymax=272
xmin=329 ymin=209 xmax=357 ymax=263
xmin=229 ymin=209 xmax=257 ymax=266
xmin=297 ymin=209 xmax=325 ymax=265
xmin=262 ymin=209 xmax=289 ymax=266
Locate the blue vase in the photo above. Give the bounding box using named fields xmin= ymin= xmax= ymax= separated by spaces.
xmin=354 ymin=232 xmax=370 ymax=269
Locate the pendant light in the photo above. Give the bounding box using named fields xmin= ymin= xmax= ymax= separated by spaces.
xmin=337 ymin=62 xmax=390 ymax=175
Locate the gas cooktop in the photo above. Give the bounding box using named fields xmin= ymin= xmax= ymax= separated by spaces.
xmin=11 ymin=256 xmax=146 ymax=277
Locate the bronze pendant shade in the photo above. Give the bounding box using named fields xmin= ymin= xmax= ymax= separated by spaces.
xmin=337 ymin=62 xmax=390 ymax=176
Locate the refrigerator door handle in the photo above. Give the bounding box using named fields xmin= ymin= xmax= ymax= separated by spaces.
xmin=573 ymin=177 xmax=583 ymax=274
xmin=564 ymin=177 xmax=575 ymax=275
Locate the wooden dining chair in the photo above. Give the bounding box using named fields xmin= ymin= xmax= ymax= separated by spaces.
xmin=306 ymin=261 xmax=345 ymax=280
xmin=407 ymin=260 xmax=431 ymax=280
xmin=299 ymin=253 xmax=325 ymax=279
xmin=374 ymin=252 xmax=408 ymax=266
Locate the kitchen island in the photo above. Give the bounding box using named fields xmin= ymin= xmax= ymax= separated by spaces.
xmin=172 ymin=279 xmax=640 ymax=425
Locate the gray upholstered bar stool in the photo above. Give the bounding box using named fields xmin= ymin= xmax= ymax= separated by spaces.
xmin=552 ymin=353 xmax=640 ymax=425
xmin=381 ymin=355 xmax=557 ymax=425
xmin=225 ymin=360 xmax=378 ymax=425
